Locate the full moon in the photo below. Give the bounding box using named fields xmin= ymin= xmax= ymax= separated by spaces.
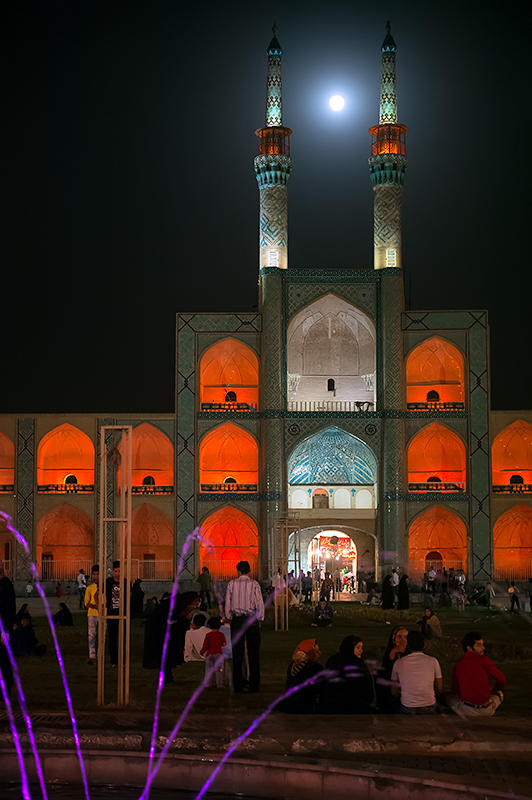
xmin=329 ymin=94 xmax=345 ymax=112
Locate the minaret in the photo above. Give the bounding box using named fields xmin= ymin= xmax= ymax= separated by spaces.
xmin=254 ymin=27 xmax=292 ymax=270
xmin=368 ymin=22 xmax=407 ymax=269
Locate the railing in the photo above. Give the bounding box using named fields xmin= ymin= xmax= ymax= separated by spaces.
xmin=492 ymin=565 xmax=532 ymax=582
xmin=287 ymin=400 xmax=374 ymax=412
xmin=408 ymin=481 xmax=465 ymax=493
xmin=37 ymin=484 xmax=94 ymax=494
xmin=0 ymin=484 xmax=14 ymax=493
xmin=39 ymin=559 xmax=93 ymax=581
xmin=200 ymin=483 xmax=258 ymax=493
xmin=407 ymin=402 xmax=465 ymax=411
xmin=131 ymin=485 xmax=174 ymax=495
xmin=131 ymin=560 xmax=174 ymax=581
xmin=492 ymin=484 xmax=532 ymax=494
xmin=200 ymin=402 xmax=258 ymax=412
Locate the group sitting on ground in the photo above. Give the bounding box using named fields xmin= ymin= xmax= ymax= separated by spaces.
xmin=278 ymin=626 xmax=506 ymax=716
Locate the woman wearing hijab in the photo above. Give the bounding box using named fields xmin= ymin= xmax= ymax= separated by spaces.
xmin=14 ymin=603 xmax=30 ymax=627
xmin=52 ymin=602 xmax=73 ymax=626
xmin=381 ymin=575 xmax=395 ymax=610
xmin=418 ymin=607 xmax=442 ymax=639
xmin=323 ymin=635 xmax=374 ymax=713
xmin=377 ymin=624 xmax=409 ymax=712
xmin=278 ymin=639 xmax=323 ymax=713
xmin=397 ymin=574 xmax=410 ymax=610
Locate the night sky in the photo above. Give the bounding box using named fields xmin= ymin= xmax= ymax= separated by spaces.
xmin=6 ymin=1 xmax=529 ymax=413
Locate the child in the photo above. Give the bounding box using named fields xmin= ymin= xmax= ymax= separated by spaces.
xmin=200 ymin=616 xmax=227 ymax=688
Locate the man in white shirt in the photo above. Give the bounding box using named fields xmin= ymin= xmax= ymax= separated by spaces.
xmin=77 ymin=568 xmax=87 ymax=609
xmin=224 ymin=560 xmax=264 ymax=693
xmin=392 ymin=631 xmax=442 ymax=714
xmin=183 ymin=612 xmax=210 ymax=662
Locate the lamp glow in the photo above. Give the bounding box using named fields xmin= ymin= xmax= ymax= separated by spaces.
xmin=329 ymin=94 xmax=345 ymax=112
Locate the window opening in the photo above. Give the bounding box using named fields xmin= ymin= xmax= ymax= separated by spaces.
xmin=225 ymin=391 xmax=237 ymax=402
xmin=142 ymin=475 xmax=156 ymax=486
xmin=510 ymin=474 xmax=524 ymax=484
xmin=327 ymin=379 xmax=335 ymax=392
xmin=64 ymin=475 xmax=78 ymax=485
xmin=426 ymin=390 xmax=440 ymax=402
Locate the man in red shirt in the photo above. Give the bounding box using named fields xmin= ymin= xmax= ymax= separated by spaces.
xmin=450 ymin=631 xmax=506 ymax=717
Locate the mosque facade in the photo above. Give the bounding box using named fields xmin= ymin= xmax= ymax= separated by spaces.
xmin=1 ymin=27 xmax=531 ymax=589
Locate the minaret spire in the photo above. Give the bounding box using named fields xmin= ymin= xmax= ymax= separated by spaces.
xmin=254 ymin=28 xmax=292 ymax=270
xmin=368 ymin=21 xmax=407 ymax=269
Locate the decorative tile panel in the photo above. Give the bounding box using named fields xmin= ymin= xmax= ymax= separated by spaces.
xmin=15 ymin=418 xmax=34 ymax=578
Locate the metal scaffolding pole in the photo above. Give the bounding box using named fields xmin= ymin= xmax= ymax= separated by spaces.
xmin=272 ymin=514 xmax=300 ymax=631
xmin=97 ymin=425 xmax=132 ymax=706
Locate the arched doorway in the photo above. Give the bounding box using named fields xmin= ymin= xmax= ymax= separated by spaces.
xmin=425 ymin=551 xmax=443 ymax=573
xmin=199 ymin=423 xmax=258 ymax=491
xmin=118 ymin=423 xmax=174 ymax=491
xmin=406 ymin=336 xmax=465 ymax=407
xmin=199 ymin=506 xmax=258 ymax=581
xmin=307 ymin=530 xmax=357 ymax=586
xmin=408 ymin=506 xmax=467 ymax=578
xmin=37 ymin=423 xmax=94 ymax=490
xmin=408 ymin=423 xmax=466 ymax=492
xmin=493 ymin=505 xmax=532 ymax=579
xmin=131 ymin=503 xmax=174 ymax=580
xmin=492 ymin=420 xmax=532 ymax=491
xmin=36 ymin=503 xmax=94 ymax=580
xmin=200 ymin=338 xmax=259 ymax=408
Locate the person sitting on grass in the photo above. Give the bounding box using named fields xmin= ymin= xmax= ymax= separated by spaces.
xmin=391 ymin=631 xmax=442 ymax=715
xmin=277 ymin=638 xmax=323 ymax=714
xmin=311 ymin=599 xmax=334 ymax=628
xmin=52 ymin=602 xmax=73 ymax=627
xmin=448 ymin=631 xmax=506 ymax=717
xmin=11 ymin=614 xmax=46 ymax=657
xmin=418 ymin=607 xmax=442 ymax=639
xmin=183 ymin=612 xmax=210 ymax=662
xmin=323 ymin=635 xmax=375 ymax=714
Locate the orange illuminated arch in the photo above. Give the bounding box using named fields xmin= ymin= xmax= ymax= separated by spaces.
xmin=406 ymin=337 xmax=465 ymax=404
xmin=492 ymin=420 xmax=532 ymax=486
xmin=118 ymin=423 xmax=174 ymax=489
xmin=409 ymin=506 xmax=468 ymax=576
xmin=36 ymin=503 xmax=94 ymax=568
xmin=200 ymin=338 xmax=259 ymax=405
xmin=37 ymin=424 xmax=94 ymax=486
xmin=199 ymin=506 xmax=258 ymax=580
xmin=408 ymin=423 xmax=466 ymax=487
xmin=493 ymin=505 xmax=532 ymax=576
xmin=132 ymin=503 xmax=174 ymax=564
xmin=0 ymin=432 xmax=14 ymax=487
xmin=199 ymin=423 xmax=258 ymax=486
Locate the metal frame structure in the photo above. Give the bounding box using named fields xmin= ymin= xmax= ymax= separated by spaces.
xmin=97 ymin=425 xmax=132 ymax=706
xmin=271 ymin=514 xmax=300 ymax=631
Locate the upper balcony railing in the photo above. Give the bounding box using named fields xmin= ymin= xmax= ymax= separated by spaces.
xmin=200 ymin=402 xmax=258 ymax=413
xmin=0 ymin=484 xmax=14 ymax=493
xmin=492 ymin=484 xmax=532 ymax=494
xmin=200 ymin=483 xmax=258 ymax=494
xmin=408 ymin=481 xmax=465 ymax=493
xmin=407 ymin=402 xmax=465 ymax=412
xmin=287 ymin=400 xmax=374 ymax=413
xmin=131 ymin=485 xmax=174 ymax=496
xmin=37 ymin=484 xmax=94 ymax=494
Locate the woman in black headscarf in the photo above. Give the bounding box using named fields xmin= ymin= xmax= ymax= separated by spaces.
xmin=381 ymin=574 xmax=395 ymax=610
xmin=397 ymin=574 xmax=410 ymax=610
xmin=277 ymin=638 xmax=323 ymax=714
xmin=52 ymin=602 xmax=73 ymax=626
xmin=323 ymin=635 xmax=374 ymax=713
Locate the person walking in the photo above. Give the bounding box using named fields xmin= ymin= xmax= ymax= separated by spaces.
xmin=224 ymin=560 xmax=264 ymax=693
xmin=508 ymin=581 xmax=520 ymax=612
xmin=197 ymin=566 xmax=213 ymax=610
xmin=84 ymin=565 xmax=99 ymax=665
xmin=77 ymin=568 xmax=87 ymax=609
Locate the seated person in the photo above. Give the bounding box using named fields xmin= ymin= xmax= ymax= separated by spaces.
xmin=277 ymin=638 xmax=323 ymax=714
xmin=14 ymin=603 xmax=31 ymax=627
xmin=418 ymin=608 xmax=442 ymax=639
xmin=183 ymin=612 xmax=210 ymax=662
xmin=11 ymin=614 xmax=46 ymax=657
xmin=381 ymin=625 xmax=408 ymax=679
xmin=323 ymin=635 xmax=374 ymax=713
xmin=391 ymin=631 xmax=442 ymax=714
xmin=52 ymin=602 xmax=73 ymax=627
xmin=448 ymin=631 xmax=505 ymax=717
xmin=311 ymin=599 xmax=333 ymax=628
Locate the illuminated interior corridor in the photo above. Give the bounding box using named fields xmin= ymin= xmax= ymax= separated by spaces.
xmin=118 ymin=422 xmax=174 ymax=490
xmin=493 ymin=505 xmax=532 ymax=578
xmin=131 ymin=503 xmax=173 ymax=578
xmin=37 ymin=423 xmax=94 ymax=489
xmin=0 ymin=432 xmax=14 ymax=488
xmin=408 ymin=423 xmax=466 ymax=491
xmin=199 ymin=506 xmax=258 ymax=580
xmin=408 ymin=506 xmax=468 ymax=576
xmin=492 ymin=420 xmax=532 ymax=490
xmin=199 ymin=423 xmax=258 ymax=490
xmin=200 ymin=338 xmax=259 ymax=407
xmin=36 ymin=503 xmax=94 ymax=578
xmin=406 ymin=336 xmax=465 ymax=407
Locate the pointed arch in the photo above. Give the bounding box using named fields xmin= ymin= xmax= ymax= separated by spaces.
xmin=286 ymin=294 xmax=376 ymax=407
xmin=199 ymin=506 xmax=258 ymax=580
xmin=406 ymin=336 xmax=465 ymax=404
xmin=0 ymin=432 xmax=14 ymax=488
xmin=408 ymin=506 xmax=468 ymax=576
xmin=200 ymin=338 xmax=259 ymax=406
xmin=199 ymin=423 xmax=258 ymax=488
xmin=36 ymin=503 xmax=94 ymax=574
xmin=493 ymin=505 xmax=532 ymax=577
xmin=408 ymin=423 xmax=466 ymax=489
xmin=288 ymin=426 xmax=377 ymax=486
xmin=118 ymin=422 xmax=174 ymax=489
xmin=37 ymin=423 xmax=94 ymax=487
xmin=492 ymin=420 xmax=532 ymax=487
xmin=131 ymin=504 xmax=174 ymax=576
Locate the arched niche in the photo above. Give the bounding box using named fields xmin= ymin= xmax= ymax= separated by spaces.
xmin=408 ymin=423 xmax=466 ymax=490
xmin=493 ymin=505 xmax=532 ymax=577
xmin=132 ymin=503 xmax=174 ymax=577
xmin=200 ymin=338 xmax=259 ymax=406
xmin=199 ymin=506 xmax=258 ymax=580
xmin=0 ymin=432 xmax=14 ymax=488
xmin=406 ymin=336 xmax=465 ymax=405
xmin=37 ymin=424 xmax=94 ymax=487
xmin=199 ymin=423 xmax=258 ymax=489
xmin=118 ymin=423 xmax=174 ymax=490
xmin=286 ymin=294 xmax=376 ymax=407
xmin=36 ymin=503 xmax=94 ymax=575
xmin=492 ymin=420 xmax=532 ymax=487
xmin=408 ymin=506 xmax=467 ymax=576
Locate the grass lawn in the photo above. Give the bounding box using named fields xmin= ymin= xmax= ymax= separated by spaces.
xmin=11 ymin=602 xmax=532 ymax=718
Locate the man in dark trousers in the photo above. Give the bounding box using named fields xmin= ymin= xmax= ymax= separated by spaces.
xmin=224 ymin=560 xmax=264 ymax=693
xmin=105 ymin=560 xmax=122 ymax=666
